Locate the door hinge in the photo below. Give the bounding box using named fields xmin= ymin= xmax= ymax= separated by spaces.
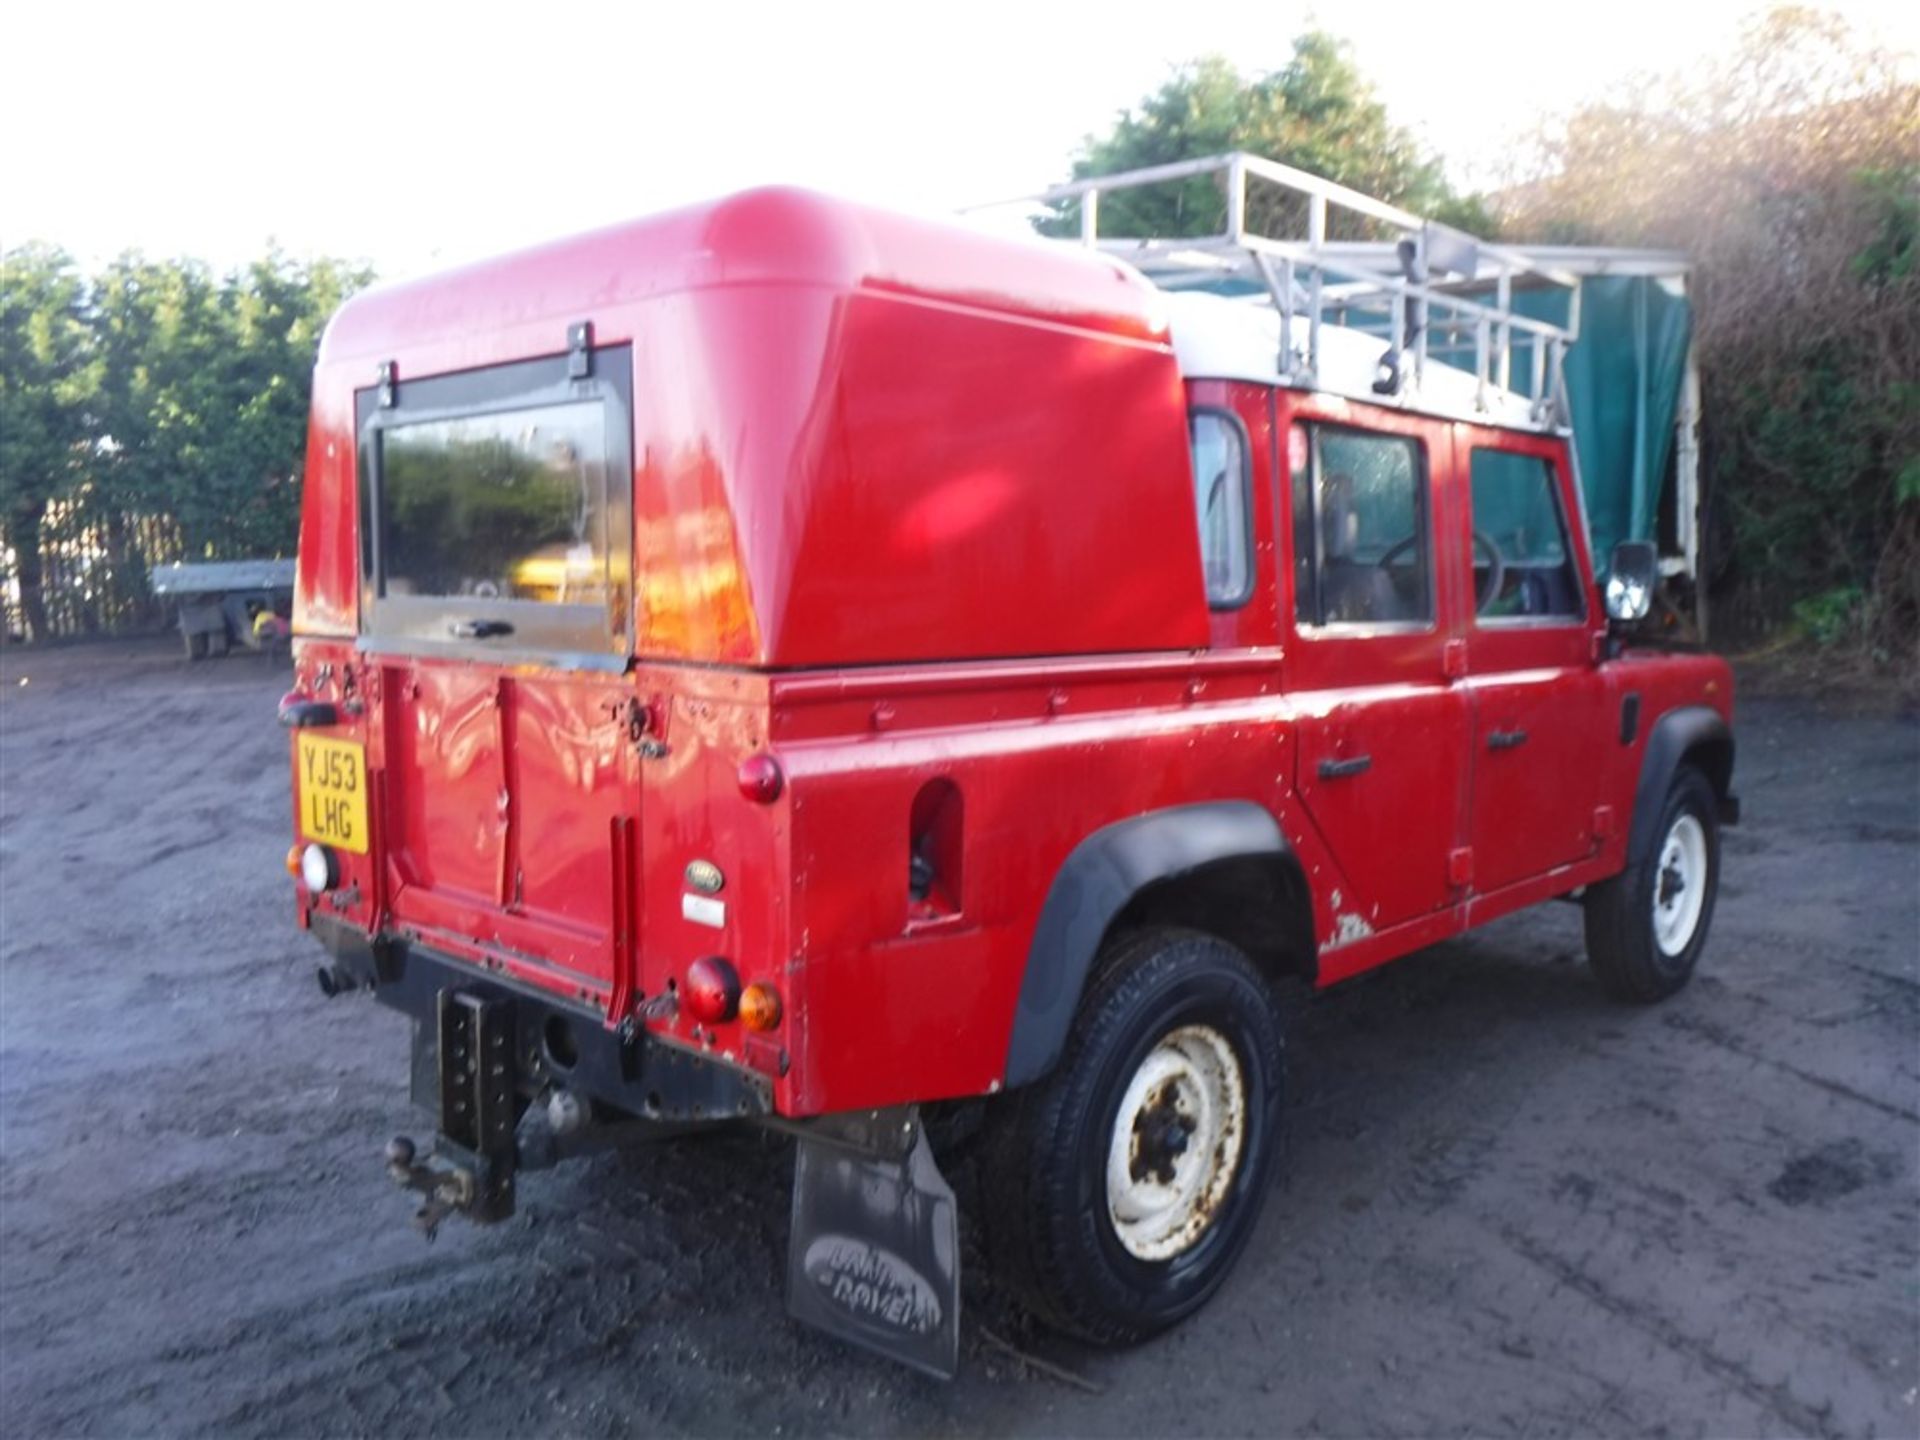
xmin=567 ymin=320 xmax=593 ymax=379
xmin=618 ymin=696 xmax=669 ymax=759
xmin=1447 ymin=846 xmax=1474 ymax=888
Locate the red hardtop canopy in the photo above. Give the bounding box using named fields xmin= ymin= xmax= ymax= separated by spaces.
xmin=299 ymin=188 xmax=1209 ymax=666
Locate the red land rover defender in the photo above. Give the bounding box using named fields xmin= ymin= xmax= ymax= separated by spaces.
xmin=284 ymin=162 xmax=1736 ymax=1376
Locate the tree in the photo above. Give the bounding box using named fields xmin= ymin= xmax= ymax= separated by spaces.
xmin=1496 ymin=5 xmax=1919 ymax=666
xmin=92 ymin=250 xmax=372 ymax=563
xmin=1039 ymin=36 xmax=1487 ymax=241
xmin=206 ymin=251 xmax=372 ymax=558
xmin=0 ymin=245 xmax=372 ymax=640
xmin=88 ymin=254 xmax=227 ymax=619
xmin=0 ymin=246 xmax=98 ymax=642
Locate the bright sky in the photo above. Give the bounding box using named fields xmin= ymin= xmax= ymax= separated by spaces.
xmin=3 ymin=0 xmax=1913 ymax=279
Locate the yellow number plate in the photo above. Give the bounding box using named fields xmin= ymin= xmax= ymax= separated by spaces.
xmin=297 ymin=734 xmax=369 ymax=854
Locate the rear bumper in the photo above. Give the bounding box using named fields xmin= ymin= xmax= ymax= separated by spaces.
xmin=313 ymin=915 xmax=961 ymax=1377
xmin=310 ymin=915 xmax=773 ymax=1125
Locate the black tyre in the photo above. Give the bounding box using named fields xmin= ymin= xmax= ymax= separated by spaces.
xmin=982 ymin=927 xmax=1285 ymax=1345
xmin=1585 ymin=766 xmax=1721 ymax=1003
xmin=183 ymin=629 xmax=209 ymax=661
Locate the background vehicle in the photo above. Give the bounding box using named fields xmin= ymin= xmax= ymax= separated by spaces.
xmin=153 ymin=558 xmax=293 ymax=659
xmin=283 ymin=159 xmax=1736 ymax=1376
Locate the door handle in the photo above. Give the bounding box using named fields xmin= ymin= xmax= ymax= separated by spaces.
xmin=1487 ymin=728 xmax=1529 ymax=751
xmin=449 ymin=618 xmax=515 ymax=639
xmin=1317 ymin=754 xmax=1373 ymax=779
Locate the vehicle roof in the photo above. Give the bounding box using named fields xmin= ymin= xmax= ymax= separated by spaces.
xmin=319 ymin=187 xmax=1171 ymax=368
xmin=1158 ymin=290 xmax=1542 ymax=430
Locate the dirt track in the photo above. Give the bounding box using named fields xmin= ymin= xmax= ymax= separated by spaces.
xmin=1 ymin=639 xmax=1915 ymax=1437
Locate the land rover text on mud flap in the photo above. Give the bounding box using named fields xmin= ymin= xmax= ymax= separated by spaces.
xmin=285 ymin=156 xmax=1738 ymax=1377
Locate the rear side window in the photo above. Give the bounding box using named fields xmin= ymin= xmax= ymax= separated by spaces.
xmin=1468 ymin=449 xmax=1582 ymax=621
xmin=357 ymin=346 xmax=633 ymax=658
xmin=1291 ymin=424 xmax=1432 ymax=628
xmin=1189 ymin=411 xmax=1251 ymax=607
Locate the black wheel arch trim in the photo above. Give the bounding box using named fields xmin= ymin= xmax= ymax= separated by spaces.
xmin=1627 ymin=705 xmax=1737 ymax=866
xmin=1002 ymin=801 xmax=1312 ymax=1091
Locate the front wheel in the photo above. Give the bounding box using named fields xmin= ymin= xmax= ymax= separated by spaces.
xmin=1585 ymin=766 xmax=1722 ymax=1003
xmin=981 ymin=928 xmax=1285 ymax=1345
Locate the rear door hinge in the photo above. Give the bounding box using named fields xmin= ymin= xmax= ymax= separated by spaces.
xmin=618 ymin=696 xmax=669 ymax=759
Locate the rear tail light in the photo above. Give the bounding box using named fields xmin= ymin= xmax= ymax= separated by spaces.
xmin=737 ymin=753 xmax=784 ymax=804
xmin=299 ymin=842 xmax=340 ymax=892
xmin=739 ymin=981 xmax=782 ymax=1032
xmin=684 ymin=956 xmax=741 ymax=1024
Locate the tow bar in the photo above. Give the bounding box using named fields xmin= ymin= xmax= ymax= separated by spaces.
xmin=385 ymin=989 xmax=520 ymax=1235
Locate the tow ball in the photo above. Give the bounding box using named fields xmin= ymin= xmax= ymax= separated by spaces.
xmin=384 ymin=1136 xmax=475 ymax=1239
xmin=382 ymin=1088 xmax=597 ymax=1238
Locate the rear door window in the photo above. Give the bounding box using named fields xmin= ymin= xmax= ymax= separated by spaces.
xmin=1468 ymin=449 xmax=1583 ymax=621
xmin=358 ymin=346 xmax=633 ymax=659
xmin=1291 ymin=424 xmax=1432 ymax=628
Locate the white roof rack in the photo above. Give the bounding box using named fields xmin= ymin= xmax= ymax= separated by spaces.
xmin=971 ymin=152 xmax=1610 ymax=430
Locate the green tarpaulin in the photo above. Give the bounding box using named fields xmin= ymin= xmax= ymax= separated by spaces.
xmin=1511 ymin=276 xmax=1693 ymax=562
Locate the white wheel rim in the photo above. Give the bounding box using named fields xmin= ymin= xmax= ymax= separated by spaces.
xmin=1652 ymin=813 xmax=1709 ymax=957
xmin=1105 ymin=1024 xmax=1247 ymax=1262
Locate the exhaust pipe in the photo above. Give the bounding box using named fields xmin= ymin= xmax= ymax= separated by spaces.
xmin=316 ymin=964 xmax=358 ymax=998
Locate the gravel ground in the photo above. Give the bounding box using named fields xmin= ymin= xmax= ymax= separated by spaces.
xmin=1 ymin=638 xmax=1915 ymax=1438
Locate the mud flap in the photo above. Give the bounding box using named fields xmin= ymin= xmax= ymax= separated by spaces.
xmin=786 ymin=1120 xmax=960 ymax=1379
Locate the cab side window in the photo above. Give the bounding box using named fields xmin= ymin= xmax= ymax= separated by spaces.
xmin=1292 ymin=424 xmax=1432 ymax=627
xmin=1468 ymin=449 xmax=1582 ymax=621
xmin=1189 ymin=411 xmax=1251 ymax=607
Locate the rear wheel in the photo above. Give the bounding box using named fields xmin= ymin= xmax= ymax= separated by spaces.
xmin=1585 ymin=766 xmax=1721 ymax=1002
xmin=982 ymin=928 xmax=1285 ymax=1345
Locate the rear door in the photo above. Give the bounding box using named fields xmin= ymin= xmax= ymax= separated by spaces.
xmin=358 ymin=344 xmax=642 ymax=1007
xmin=1452 ymin=426 xmax=1606 ymax=894
xmin=1283 ymin=405 xmax=1469 ymax=936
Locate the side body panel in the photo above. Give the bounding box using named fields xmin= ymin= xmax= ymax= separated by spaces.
xmin=768 ymin=651 xmax=1323 ymax=1115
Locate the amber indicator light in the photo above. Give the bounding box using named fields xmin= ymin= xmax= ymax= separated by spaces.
xmin=739 ymin=981 xmax=782 ymax=1032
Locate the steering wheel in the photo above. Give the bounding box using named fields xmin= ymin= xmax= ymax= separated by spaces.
xmin=1376 ymin=531 xmax=1506 ymax=613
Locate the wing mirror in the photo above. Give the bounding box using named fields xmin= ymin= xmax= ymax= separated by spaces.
xmin=1603 ymin=540 xmax=1658 ymax=623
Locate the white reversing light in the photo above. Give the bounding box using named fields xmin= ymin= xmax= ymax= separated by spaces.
xmin=300 ymin=843 xmax=339 ymax=892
